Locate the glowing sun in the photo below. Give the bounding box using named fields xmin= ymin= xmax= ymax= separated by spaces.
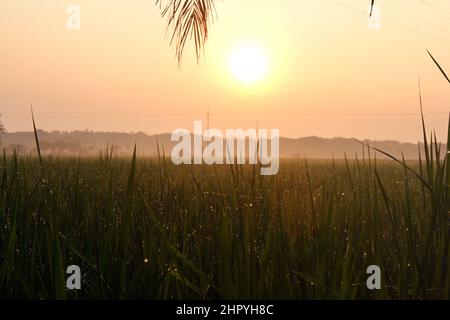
xmin=228 ymin=46 xmax=269 ymax=85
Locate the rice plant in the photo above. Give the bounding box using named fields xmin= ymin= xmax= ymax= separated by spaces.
xmin=0 ymin=51 xmax=448 ymax=300
xmin=0 ymin=118 xmax=448 ymax=299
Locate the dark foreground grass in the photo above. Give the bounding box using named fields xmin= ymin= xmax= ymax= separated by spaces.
xmin=0 ymin=144 xmax=448 ymax=299
xmin=2 ymin=55 xmax=450 ymax=298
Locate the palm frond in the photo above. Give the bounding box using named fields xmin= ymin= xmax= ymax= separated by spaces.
xmin=157 ymin=0 xmax=215 ymax=65
xmin=156 ymin=1 xmax=375 ymax=63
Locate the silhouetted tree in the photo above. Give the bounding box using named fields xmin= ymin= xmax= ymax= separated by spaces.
xmin=0 ymin=114 xmax=6 ymax=145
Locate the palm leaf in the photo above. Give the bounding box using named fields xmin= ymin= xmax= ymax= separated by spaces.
xmin=156 ymin=1 xmax=376 ymax=63
xmin=157 ymin=0 xmax=215 ymax=65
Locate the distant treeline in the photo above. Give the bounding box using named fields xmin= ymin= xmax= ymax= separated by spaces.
xmin=0 ymin=130 xmax=438 ymax=159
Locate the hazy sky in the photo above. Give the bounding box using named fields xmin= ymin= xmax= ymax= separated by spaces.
xmin=0 ymin=0 xmax=449 ymax=142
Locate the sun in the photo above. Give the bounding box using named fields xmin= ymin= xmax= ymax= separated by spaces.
xmin=228 ymin=45 xmax=269 ymax=85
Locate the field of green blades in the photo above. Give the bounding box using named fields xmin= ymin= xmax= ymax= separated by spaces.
xmin=1 ymin=54 xmax=450 ymax=299
xmin=0 ymin=123 xmax=449 ymax=299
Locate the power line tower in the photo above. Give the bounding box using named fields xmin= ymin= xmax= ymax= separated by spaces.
xmin=206 ymin=108 xmax=210 ymax=131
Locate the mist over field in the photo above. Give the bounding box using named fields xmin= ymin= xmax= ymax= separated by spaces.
xmin=0 ymin=0 xmax=450 ymax=303
xmin=1 ymin=130 xmax=437 ymax=160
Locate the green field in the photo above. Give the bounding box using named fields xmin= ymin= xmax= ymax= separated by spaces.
xmin=0 ymin=135 xmax=449 ymax=299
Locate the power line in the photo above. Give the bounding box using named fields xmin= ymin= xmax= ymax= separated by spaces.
xmin=4 ymin=109 xmax=450 ymax=120
xmin=210 ymin=112 xmax=449 ymax=117
xmin=3 ymin=113 xmax=201 ymax=119
xmin=3 ymin=112 xmax=449 ymax=120
xmin=387 ymin=0 xmax=450 ymax=36
xmin=418 ymin=0 xmax=450 ymax=19
xmin=327 ymin=0 xmax=450 ymax=44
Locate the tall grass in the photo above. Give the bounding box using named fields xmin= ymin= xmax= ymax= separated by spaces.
xmin=0 ymin=135 xmax=448 ymax=299
xmin=0 ymin=52 xmax=449 ymax=300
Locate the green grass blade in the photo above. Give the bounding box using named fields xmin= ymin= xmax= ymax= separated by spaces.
xmin=31 ymin=106 xmax=42 ymax=168
xmin=427 ymin=50 xmax=450 ymax=85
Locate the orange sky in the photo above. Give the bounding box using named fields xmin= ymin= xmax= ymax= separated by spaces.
xmin=0 ymin=0 xmax=449 ymax=142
